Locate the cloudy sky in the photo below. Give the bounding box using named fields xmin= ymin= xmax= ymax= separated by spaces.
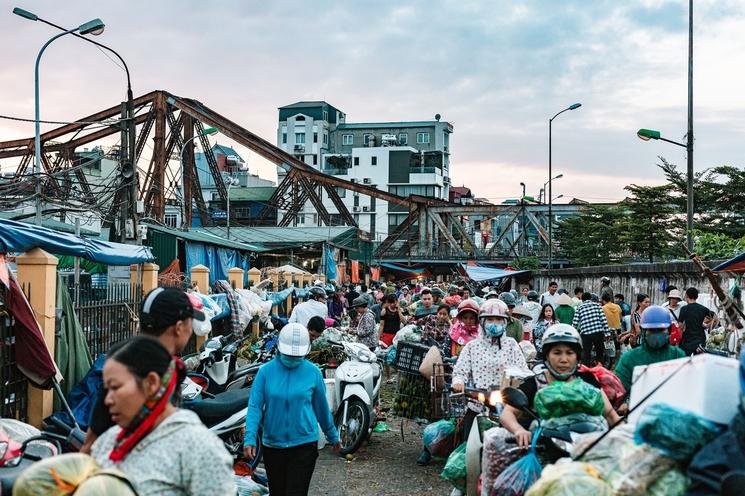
xmin=1 ymin=0 xmax=744 ymax=203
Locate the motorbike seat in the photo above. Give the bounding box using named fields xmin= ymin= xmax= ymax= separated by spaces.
xmin=186 ymin=388 xmax=250 ymax=426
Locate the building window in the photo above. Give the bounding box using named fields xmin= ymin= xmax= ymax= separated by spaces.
xmin=323 ymin=133 xmax=328 ymax=145
xmin=363 ymin=134 xmax=374 ymax=146
xmin=336 ymin=187 xmax=346 ymax=198
xmin=313 ymin=132 xmax=318 ymax=143
xmin=342 ymin=134 xmax=353 ymax=145
xmin=371 ymin=156 xmax=377 ymax=166
xmin=295 ymin=133 xmax=305 ymax=144
xmin=353 ymin=157 xmax=360 ymax=166
xmin=282 ymin=133 xmax=287 ymax=144
xmin=312 ymin=155 xmax=318 ymax=165
xmin=416 ymin=132 xmax=430 ymax=144
xmin=165 ymin=214 xmax=178 ymax=228
xmin=398 ymin=133 xmax=408 ymax=145
xmin=323 ymin=110 xmax=328 ymax=121
xmin=295 ymin=115 xmax=305 ymax=121
xmin=297 ymin=214 xmax=305 ymax=224
xmin=354 ymin=195 xmax=359 ymax=207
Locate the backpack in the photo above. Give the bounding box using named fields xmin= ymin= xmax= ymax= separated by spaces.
xmin=668 ymin=308 xmax=683 ymax=346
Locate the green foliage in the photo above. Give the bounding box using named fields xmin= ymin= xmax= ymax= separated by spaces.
xmin=511 ymin=256 xmax=543 ymax=270
xmin=693 ymin=230 xmax=745 ymax=260
xmin=619 ymin=184 xmax=681 ymax=263
xmin=556 ymin=205 xmax=628 ymax=266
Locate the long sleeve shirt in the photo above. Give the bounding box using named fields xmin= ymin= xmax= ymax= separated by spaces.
xmin=353 ymin=309 xmax=378 ymax=349
xmin=244 ymin=357 xmax=339 ymax=449
xmin=572 ymin=301 xmax=609 ymax=335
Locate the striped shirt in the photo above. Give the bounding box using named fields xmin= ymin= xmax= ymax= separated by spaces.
xmin=572 ymin=301 xmax=609 ymax=335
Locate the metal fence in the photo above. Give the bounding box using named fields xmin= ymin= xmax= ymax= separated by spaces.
xmin=70 ymin=282 xmax=142 ymax=358
xmin=0 ymin=285 xmax=29 ymax=422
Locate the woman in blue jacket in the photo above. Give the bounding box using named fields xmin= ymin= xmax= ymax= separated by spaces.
xmin=244 ymin=323 xmax=340 ymax=495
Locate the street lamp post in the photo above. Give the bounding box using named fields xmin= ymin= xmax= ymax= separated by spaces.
xmin=548 ymin=103 xmax=581 ymax=268
xmin=636 ymin=0 xmax=694 ymax=252
xmin=541 ymin=173 xmax=563 ymax=203
xmin=520 ymin=182 xmax=526 ymax=256
xmin=13 ymin=8 xmax=105 ymax=226
xmin=226 ymin=177 xmax=239 ymax=239
xmin=178 ymin=126 xmax=218 ymax=229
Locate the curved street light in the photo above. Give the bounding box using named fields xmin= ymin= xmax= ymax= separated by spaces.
xmin=548 ymin=103 xmax=581 ymax=268
xmin=14 ymin=7 xmax=105 ymax=226
xmin=178 ymin=127 xmax=218 ymax=229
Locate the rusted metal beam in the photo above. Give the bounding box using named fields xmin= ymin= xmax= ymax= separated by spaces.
xmin=322 ymin=183 xmax=357 ymax=227
xmin=150 ymin=92 xmax=167 ymax=219
xmin=296 ymin=174 xmax=331 ymax=226
xmin=375 ymin=207 xmax=418 ymax=257
xmin=428 ymin=210 xmax=468 ymax=257
xmin=194 ymin=120 xmax=226 ymax=202
xmin=486 ymin=209 xmax=521 ymax=256
xmin=447 ymin=212 xmax=482 ymax=258
xmin=182 ymin=115 xmax=194 ymax=228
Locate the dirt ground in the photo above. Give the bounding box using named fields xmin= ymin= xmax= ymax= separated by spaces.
xmin=308 ymin=381 xmax=454 ymax=496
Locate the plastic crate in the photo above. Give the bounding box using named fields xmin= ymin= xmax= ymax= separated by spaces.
xmin=430 ymin=363 xmax=466 ymax=420
xmin=393 ymin=342 xmax=430 ymax=374
xmin=392 ymin=371 xmax=431 ymax=419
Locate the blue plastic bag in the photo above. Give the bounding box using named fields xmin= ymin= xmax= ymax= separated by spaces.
xmin=634 ymin=403 xmax=724 ymax=461
xmin=385 ymin=346 xmax=397 ymax=366
xmin=422 ymin=419 xmax=456 ymax=458
xmin=491 ymin=428 xmax=543 ymax=496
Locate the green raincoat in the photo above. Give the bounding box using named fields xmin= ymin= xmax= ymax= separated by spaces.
xmin=613 ymin=338 xmax=685 ymax=392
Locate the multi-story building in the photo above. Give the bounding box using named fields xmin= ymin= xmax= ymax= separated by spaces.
xmin=277 ymin=101 xmax=452 ymax=239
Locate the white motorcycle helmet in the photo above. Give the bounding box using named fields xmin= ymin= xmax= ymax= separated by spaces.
xmin=278 ymin=323 xmax=311 ymax=357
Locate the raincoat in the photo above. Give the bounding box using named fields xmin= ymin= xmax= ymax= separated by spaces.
xmin=613 ymin=340 xmax=686 ymax=392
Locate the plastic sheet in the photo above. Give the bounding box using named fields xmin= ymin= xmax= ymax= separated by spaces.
xmin=634 ymin=403 xmax=725 ymax=461
xmin=578 ymin=364 xmax=626 ymax=409
xmin=235 ymin=475 xmax=269 ymax=495
xmin=647 ymin=468 xmax=690 ymax=496
xmin=534 ymin=378 xmax=604 ymax=419
xmin=423 ymin=419 xmax=456 ymax=459
xmin=385 ymin=346 xmax=397 ymax=366
xmin=441 ymin=442 xmax=467 ymax=491
xmin=572 ymin=424 xmax=676 ymax=495
xmin=539 ymin=413 xmax=608 ymax=432
xmin=525 ymin=460 xmax=612 ymax=496
xmin=13 ymin=453 xmax=136 ymax=496
xmin=491 ymin=431 xmax=542 ymax=496
xmin=393 ymin=324 xmax=422 ymax=345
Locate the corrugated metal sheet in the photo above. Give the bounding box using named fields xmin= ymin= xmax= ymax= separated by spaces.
xmin=148 ymin=229 xmax=178 ymax=269
xmin=199 ymin=226 xmax=357 ymax=246
xmin=143 ymin=224 xmax=269 ymax=252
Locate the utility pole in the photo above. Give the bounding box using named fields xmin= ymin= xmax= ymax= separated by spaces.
xmin=686 ymin=0 xmax=694 ymax=252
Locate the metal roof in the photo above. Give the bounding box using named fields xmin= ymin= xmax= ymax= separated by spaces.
xmin=199 ymin=226 xmax=358 ymax=246
xmin=336 ymin=121 xmax=450 ymax=130
xmin=279 ymin=101 xmax=331 ymax=109
xmin=228 ymin=186 xmax=276 ymax=202
xmin=143 ymin=223 xmax=270 ymax=252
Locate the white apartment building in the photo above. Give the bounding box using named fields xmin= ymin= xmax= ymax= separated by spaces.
xmin=277 ymin=101 xmax=452 ymax=238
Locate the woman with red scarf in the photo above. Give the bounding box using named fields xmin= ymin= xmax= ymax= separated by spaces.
xmin=92 ymin=336 xmax=234 ymax=495
xmin=445 ymin=298 xmax=481 ymax=358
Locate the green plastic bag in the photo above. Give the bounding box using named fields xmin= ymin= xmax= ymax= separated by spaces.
xmin=441 ymin=442 xmax=467 ymax=491
xmin=373 ymin=422 xmax=390 ymax=433
xmin=647 ymin=469 xmax=690 ymax=496
xmin=526 ymin=461 xmax=612 ymax=496
xmin=534 ymin=378 xmax=604 ymax=419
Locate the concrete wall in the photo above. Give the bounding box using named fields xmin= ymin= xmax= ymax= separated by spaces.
xmin=533 ymin=260 xmax=738 ymax=311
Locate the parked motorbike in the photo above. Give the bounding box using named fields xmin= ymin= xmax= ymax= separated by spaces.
xmin=328 ymin=339 xmax=383 ymax=455
xmin=181 ymin=377 xmax=262 ymax=470
xmin=189 ymin=332 xmax=277 ymax=394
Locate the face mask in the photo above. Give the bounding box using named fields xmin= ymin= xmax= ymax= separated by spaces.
xmin=279 ymin=354 xmax=304 ymax=369
xmin=645 ymin=331 xmax=670 ymax=350
xmin=484 ymin=322 xmax=505 ymax=337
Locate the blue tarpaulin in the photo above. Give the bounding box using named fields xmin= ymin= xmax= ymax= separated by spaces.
xmin=380 ymin=262 xmax=426 ymax=274
xmin=185 ymin=241 xmax=244 ymax=284
xmin=713 ymin=252 xmax=745 ymax=273
xmin=0 ymin=218 xmax=153 ymax=265
xmin=460 ymin=264 xmax=528 ymax=282
xmin=324 ymin=245 xmax=337 ymax=282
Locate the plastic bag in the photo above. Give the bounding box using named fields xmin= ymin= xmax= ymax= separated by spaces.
xmin=534 ymin=378 xmax=604 ymax=419
xmin=423 ymin=419 xmax=456 ymax=458
xmin=539 ymin=413 xmax=608 ymax=432
xmin=491 ymin=431 xmax=542 ymax=496
xmin=441 ymin=442 xmax=467 ymax=491
xmin=385 ymin=346 xmax=397 ymax=366
xmin=393 ymin=324 xmax=422 ymax=345
xmin=525 ymin=460 xmax=612 ymax=496
xmin=235 ymin=475 xmax=269 ymax=495
xmin=519 ymin=340 xmax=537 ymax=362
xmin=13 ymin=453 xmax=136 ymax=496
xmin=634 ymin=403 xmax=725 ymax=461
xmin=572 ymin=424 xmax=675 ymax=495
xmin=578 ymin=364 xmax=626 ymax=409
xmin=647 ymin=468 xmax=690 ymax=496
xmin=482 ymin=427 xmax=524 ymax=496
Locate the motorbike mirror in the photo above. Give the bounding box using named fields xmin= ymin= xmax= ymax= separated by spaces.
xmin=501 ymin=387 xmax=529 ymax=410
xmin=722 ymin=471 xmax=745 ymax=496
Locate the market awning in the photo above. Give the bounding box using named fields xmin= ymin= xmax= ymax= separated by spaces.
xmin=460 ymin=263 xmax=528 ymax=282
xmin=712 ymin=252 xmax=745 ymax=273
xmin=380 ymin=262 xmax=426 ymax=275
xmin=0 ymin=218 xmax=154 ymax=265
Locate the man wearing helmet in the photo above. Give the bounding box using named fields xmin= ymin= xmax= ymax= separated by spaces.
xmin=452 ymin=299 xmax=528 ymax=436
xmin=499 ymin=324 xmax=621 ymax=447
xmin=499 ymin=292 xmax=525 ymax=342
xmin=613 ymin=305 xmax=685 ymax=393
xmin=289 ymin=286 xmax=329 ymax=327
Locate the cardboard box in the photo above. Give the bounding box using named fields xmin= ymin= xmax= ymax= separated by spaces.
xmin=629 ymin=354 xmax=740 ymax=425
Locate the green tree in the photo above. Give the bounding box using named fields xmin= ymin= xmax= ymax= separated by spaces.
xmin=693 ymin=229 xmax=745 ymax=259
xmin=511 ymin=256 xmax=543 ymax=270
xmin=556 ymin=205 xmax=627 ymax=266
xmin=619 ymin=184 xmax=680 ymax=262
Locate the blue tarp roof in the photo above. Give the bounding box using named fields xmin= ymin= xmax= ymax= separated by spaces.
xmin=713 ymin=252 xmax=745 ymax=273
xmin=0 ymin=218 xmax=154 ymax=265
xmin=460 ymin=264 xmax=528 ymax=282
